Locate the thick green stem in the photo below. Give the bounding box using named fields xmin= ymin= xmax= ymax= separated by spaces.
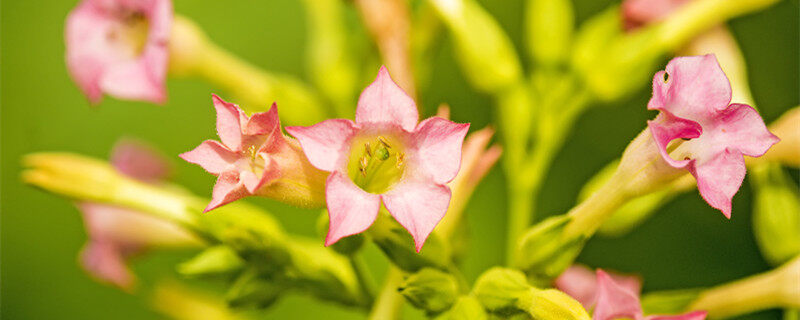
xmin=368 ymin=268 xmax=405 ymax=320
xmin=349 ymin=254 xmax=376 ymax=306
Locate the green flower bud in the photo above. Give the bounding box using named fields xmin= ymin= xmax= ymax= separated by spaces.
xmin=399 ymin=268 xmax=460 ymax=315
xmin=641 ymin=288 xmax=704 ymax=315
xmin=368 ymin=213 xmax=451 ymax=272
xmin=514 ymin=215 xmax=586 ymax=285
xmin=436 ymin=296 xmax=489 ymax=320
xmin=517 ymin=288 xmax=590 ymax=320
xmin=226 ymin=269 xmax=284 ymax=309
xmin=525 ymin=0 xmax=574 ymax=66
xmin=429 ymin=0 xmax=522 ymax=93
xmin=472 ymin=267 xmax=530 ymax=314
xmin=750 ymin=163 xmax=800 ymax=266
xmin=178 ymin=245 xmax=244 ymax=277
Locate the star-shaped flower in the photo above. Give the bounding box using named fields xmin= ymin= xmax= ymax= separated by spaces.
xmin=65 ymin=0 xmax=172 ymax=104
xmin=647 ymin=55 xmax=779 ymax=217
xmin=181 ymin=95 xmax=326 ymax=211
xmin=287 ymin=67 xmax=469 ymax=252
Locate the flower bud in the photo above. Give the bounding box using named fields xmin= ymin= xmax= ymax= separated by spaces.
xmin=517 ymin=288 xmax=591 ymax=320
xmin=429 ymin=0 xmax=522 ymax=93
xmin=525 ymin=0 xmax=574 ymax=66
xmin=399 ymin=268 xmax=460 ymax=315
xmin=226 ymin=269 xmax=284 ymax=309
xmin=514 ymin=215 xmax=586 ymax=285
xmin=472 ymin=267 xmax=530 ymax=314
xmin=436 ymin=296 xmax=489 ymax=320
xmin=750 ymin=163 xmax=800 ymax=266
xmin=178 ymin=245 xmax=244 ymax=277
xmin=368 ymin=213 xmax=451 ymax=272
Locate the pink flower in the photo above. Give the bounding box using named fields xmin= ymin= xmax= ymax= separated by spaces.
xmin=287 ymin=67 xmax=469 ymax=252
xmin=79 ymin=141 xmax=198 ymax=290
xmin=621 ymin=0 xmax=690 ymax=30
xmin=65 ymin=0 xmax=172 ymax=104
xmin=181 ymin=95 xmax=326 ymax=212
xmin=647 ymin=55 xmax=778 ymax=217
xmin=594 ymin=269 xmax=707 ymax=320
xmin=555 ymin=264 xmax=641 ymax=310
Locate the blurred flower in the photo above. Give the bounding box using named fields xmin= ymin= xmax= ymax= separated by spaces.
xmin=181 ymin=94 xmax=326 ymax=211
xmin=594 ymin=270 xmax=707 ymax=320
xmin=287 ymin=67 xmax=469 ymax=252
xmin=555 ymin=264 xmax=641 ymax=310
xmin=65 ymin=0 xmax=172 ymax=104
xmin=79 ymin=140 xmax=200 ymax=290
xmin=646 ymin=55 xmax=778 ymax=217
xmin=622 ymin=0 xmax=690 ymax=30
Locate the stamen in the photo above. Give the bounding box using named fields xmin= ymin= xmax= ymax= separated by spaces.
xmin=396 ymin=153 xmax=405 ymax=168
xmin=378 ymin=136 xmax=391 ymax=148
xmin=364 ymin=143 xmax=372 ymax=157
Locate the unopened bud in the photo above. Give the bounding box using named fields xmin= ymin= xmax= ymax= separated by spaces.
xmin=472 ymin=267 xmax=530 ymax=314
xmin=750 ymin=163 xmax=800 ymax=266
xmin=178 ymin=245 xmax=244 ymax=277
xmin=514 ymin=215 xmax=586 ymax=285
xmin=429 ymin=0 xmax=522 ymax=93
xmin=436 ymin=296 xmax=489 ymax=320
xmin=226 ymin=269 xmax=283 ymax=309
xmin=399 ymin=268 xmax=459 ymax=315
xmin=525 ymin=0 xmax=574 ymax=66
xmin=517 ymin=288 xmax=590 ymax=320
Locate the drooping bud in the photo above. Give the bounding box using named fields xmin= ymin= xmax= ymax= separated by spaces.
xmin=514 ymin=215 xmax=586 ymax=285
xmin=525 ymin=0 xmax=574 ymax=66
xmin=178 ymin=245 xmax=244 ymax=277
xmin=399 ymin=268 xmax=460 ymax=315
xmin=750 ymin=163 xmax=800 ymax=266
xmin=428 ymin=0 xmax=522 ymax=93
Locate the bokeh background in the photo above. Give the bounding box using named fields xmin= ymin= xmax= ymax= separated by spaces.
xmin=1 ymin=0 xmax=798 ymax=319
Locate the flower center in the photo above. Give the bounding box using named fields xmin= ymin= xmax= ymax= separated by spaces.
xmin=106 ymin=11 xmax=149 ymax=58
xmin=347 ymin=136 xmax=406 ymax=194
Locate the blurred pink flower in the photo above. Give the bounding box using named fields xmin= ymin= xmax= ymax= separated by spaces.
xmin=79 ymin=141 xmax=198 ymax=290
xmin=594 ymin=269 xmax=707 ymax=320
xmin=555 ymin=264 xmax=641 ymax=310
xmin=647 ymin=55 xmax=778 ymax=217
xmin=621 ymin=0 xmax=690 ymax=30
xmin=65 ymin=0 xmax=172 ymax=104
xmin=287 ymin=67 xmax=469 ymax=252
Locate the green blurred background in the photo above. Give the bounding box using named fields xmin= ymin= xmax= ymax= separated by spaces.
xmin=1 ymin=0 xmax=797 ymax=318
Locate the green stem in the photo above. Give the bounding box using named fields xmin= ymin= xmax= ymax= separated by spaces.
xmin=563 ymin=173 xmax=631 ymax=239
xmin=349 ymin=254 xmax=376 ymax=307
xmin=368 ymin=268 xmax=405 ymax=320
xmin=688 ymin=256 xmax=800 ymax=319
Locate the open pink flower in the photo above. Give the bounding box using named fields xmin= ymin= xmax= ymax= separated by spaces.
xmin=594 ymin=269 xmax=707 ymax=320
xmin=65 ymin=0 xmax=172 ymax=104
xmin=181 ymin=95 xmax=326 ymax=211
xmin=79 ymin=141 xmax=198 ymax=290
xmin=555 ymin=264 xmax=641 ymax=310
xmin=287 ymin=67 xmax=469 ymax=252
xmin=647 ymin=55 xmax=778 ymax=217
xmin=621 ymin=0 xmax=690 ymax=30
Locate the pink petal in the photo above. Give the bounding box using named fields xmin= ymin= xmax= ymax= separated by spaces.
xmin=622 ymin=0 xmax=691 ymax=29
xmin=647 ymin=311 xmax=708 ymax=320
xmin=180 ymin=140 xmax=238 ymax=175
xmin=99 ymin=49 xmax=166 ymax=103
xmin=713 ymin=104 xmax=780 ymax=157
xmin=286 ymin=119 xmax=358 ymax=172
xmin=647 ymin=111 xmax=702 ymax=168
xmin=648 ymin=55 xmax=732 ymax=121
xmin=411 ymin=117 xmax=470 ymax=184
xmin=212 ymin=94 xmax=246 ymax=151
xmin=689 ymin=148 xmax=746 ymax=218
xmin=205 ymin=171 xmax=247 ymax=212
xmin=593 ymin=270 xmax=643 ymax=320
xmin=80 ymin=241 xmax=135 ymax=290
xmin=246 ymin=102 xmax=281 ymax=136
xmin=355 ymin=66 xmax=419 ymax=132
xmin=110 ymin=139 xmax=169 ymax=182
xmin=382 ymin=180 xmax=451 ymax=252
xmin=324 ymin=172 xmax=381 ymax=246
xmin=555 ymin=265 xmax=600 ymax=309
